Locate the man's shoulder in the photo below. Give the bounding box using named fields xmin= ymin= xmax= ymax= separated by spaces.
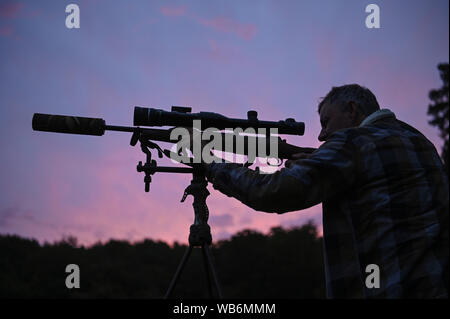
xmin=330 ymin=119 xmax=429 ymax=147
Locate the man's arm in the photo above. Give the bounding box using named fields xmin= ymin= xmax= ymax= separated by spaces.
xmin=277 ymin=140 xmax=317 ymax=159
xmin=205 ymin=131 xmax=357 ymax=214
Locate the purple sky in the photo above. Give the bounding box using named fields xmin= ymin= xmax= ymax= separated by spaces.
xmin=0 ymin=0 xmax=448 ymax=246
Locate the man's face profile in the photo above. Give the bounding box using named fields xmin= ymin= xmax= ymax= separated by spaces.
xmin=318 ymin=101 xmax=364 ymax=142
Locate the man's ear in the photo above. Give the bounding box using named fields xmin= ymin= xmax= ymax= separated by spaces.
xmin=347 ymin=101 xmax=362 ymax=121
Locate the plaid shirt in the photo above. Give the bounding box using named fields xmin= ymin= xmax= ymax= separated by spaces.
xmin=205 ymin=110 xmax=449 ymax=298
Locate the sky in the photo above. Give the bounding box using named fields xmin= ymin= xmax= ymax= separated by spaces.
xmin=0 ymin=0 xmax=448 ymax=246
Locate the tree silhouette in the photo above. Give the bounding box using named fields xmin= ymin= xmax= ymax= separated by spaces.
xmin=0 ymin=223 xmax=325 ymax=298
xmin=427 ymin=63 xmax=449 ymax=175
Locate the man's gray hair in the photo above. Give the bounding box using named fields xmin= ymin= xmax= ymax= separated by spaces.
xmin=318 ymin=84 xmax=380 ymax=116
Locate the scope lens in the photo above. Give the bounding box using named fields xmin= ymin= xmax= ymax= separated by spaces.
xmin=134 ymin=107 xmax=150 ymax=126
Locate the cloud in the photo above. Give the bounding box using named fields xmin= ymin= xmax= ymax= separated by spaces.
xmin=0 ymin=206 xmax=53 ymax=231
xmin=131 ymin=17 xmax=159 ymax=33
xmin=196 ymin=16 xmax=257 ymax=40
xmin=0 ymin=207 xmax=17 ymax=228
xmin=25 ymin=144 xmax=204 ymax=246
xmin=0 ymin=26 xmax=13 ymax=37
xmin=214 ymin=230 xmax=232 ymax=241
xmin=239 ymin=215 xmax=253 ymax=225
xmin=0 ymin=2 xmax=23 ymax=19
xmin=159 ymin=6 xmax=257 ymax=40
xmin=160 ymin=5 xmax=187 ymax=17
xmin=209 ymin=213 xmax=234 ymax=228
xmin=207 ymin=39 xmax=240 ymax=63
xmin=279 ymin=206 xmax=323 ymax=236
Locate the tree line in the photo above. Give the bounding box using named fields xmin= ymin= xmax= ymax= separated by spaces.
xmin=0 ymin=222 xmax=325 ymax=298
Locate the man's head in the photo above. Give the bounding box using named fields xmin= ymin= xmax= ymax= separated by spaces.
xmin=317 ymin=84 xmax=380 ymax=141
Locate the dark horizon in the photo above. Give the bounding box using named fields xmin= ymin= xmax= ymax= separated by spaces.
xmin=0 ymin=222 xmax=325 ymax=298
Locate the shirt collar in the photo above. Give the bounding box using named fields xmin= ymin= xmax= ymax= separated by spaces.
xmin=359 ymin=109 xmax=396 ymax=127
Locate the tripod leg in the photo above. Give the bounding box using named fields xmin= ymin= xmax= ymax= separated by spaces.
xmin=164 ymin=245 xmax=193 ymax=299
xmin=203 ymin=244 xmax=223 ymax=299
xmin=201 ymin=245 xmax=214 ymax=298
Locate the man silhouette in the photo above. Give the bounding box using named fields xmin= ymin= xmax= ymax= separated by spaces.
xmin=204 ymin=84 xmax=449 ymax=298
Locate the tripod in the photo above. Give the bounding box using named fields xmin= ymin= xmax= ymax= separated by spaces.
xmin=164 ymin=170 xmax=223 ymax=299
xmin=135 ymin=137 xmax=223 ymax=299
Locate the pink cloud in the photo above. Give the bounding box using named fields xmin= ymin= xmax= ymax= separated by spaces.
xmin=131 ymin=17 xmax=159 ymax=33
xmin=0 ymin=2 xmax=23 ymax=19
xmin=0 ymin=26 xmax=13 ymax=37
xmin=159 ymin=6 xmax=257 ymax=40
xmin=26 ymin=145 xmax=194 ymax=246
xmin=160 ymin=5 xmax=187 ymax=17
xmin=207 ymin=39 xmax=240 ymax=63
xmin=209 ymin=213 xmax=234 ymax=228
xmin=197 ymin=16 xmax=257 ymax=40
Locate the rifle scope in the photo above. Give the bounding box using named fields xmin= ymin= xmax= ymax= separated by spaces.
xmin=134 ymin=106 xmax=305 ymax=136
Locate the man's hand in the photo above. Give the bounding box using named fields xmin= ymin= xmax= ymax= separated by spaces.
xmin=285 ymin=149 xmax=317 ymax=168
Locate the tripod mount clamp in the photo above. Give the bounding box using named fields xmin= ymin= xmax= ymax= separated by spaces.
xmin=133 ymin=130 xmax=195 ymax=192
xmin=135 ymin=139 xmax=160 ymax=192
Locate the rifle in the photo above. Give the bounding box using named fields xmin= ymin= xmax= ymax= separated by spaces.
xmin=32 ymin=106 xmax=313 ymax=191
